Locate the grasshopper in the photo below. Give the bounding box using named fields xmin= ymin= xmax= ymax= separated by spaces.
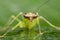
xmin=0 ymin=0 xmax=60 ymax=40
xmin=0 ymin=12 xmax=60 ymax=38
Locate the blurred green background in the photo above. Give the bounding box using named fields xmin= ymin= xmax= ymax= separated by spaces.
xmin=0 ymin=0 xmax=60 ymax=40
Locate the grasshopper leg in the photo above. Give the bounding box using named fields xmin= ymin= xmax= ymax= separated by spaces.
xmin=1 ymin=12 xmax=23 ymax=31
xmin=40 ymin=16 xmax=60 ymax=30
xmin=0 ymin=12 xmax=23 ymax=38
xmin=0 ymin=22 xmax=20 ymax=38
xmin=33 ymin=17 xmax=43 ymax=40
xmin=37 ymin=17 xmax=44 ymax=40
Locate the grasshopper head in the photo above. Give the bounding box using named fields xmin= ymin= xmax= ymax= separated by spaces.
xmin=23 ymin=12 xmax=38 ymax=22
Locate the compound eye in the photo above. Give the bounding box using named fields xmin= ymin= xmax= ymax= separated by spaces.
xmin=33 ymin=12 xmax=38 ymax=16
xmin=24 ymin=13 xmax=27 ymax=15
xmin=23 ymin=13 xmax=27 ymax=17
xmin=35 ymin=12 xmax=38 ymax=15
xmin=34 ymin=12 xmax=37 ymax=15
xmin=25 ymin=12 xmax=27 ymax=14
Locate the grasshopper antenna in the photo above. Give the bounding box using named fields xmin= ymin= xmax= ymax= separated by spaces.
xmin=34 ymin=0 xmax=50 ymax=12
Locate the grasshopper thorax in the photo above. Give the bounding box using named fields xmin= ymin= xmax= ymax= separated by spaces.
xmin=23 ymin=12 xmax=38 ymax=21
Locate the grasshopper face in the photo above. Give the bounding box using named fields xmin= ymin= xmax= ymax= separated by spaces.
xmin=24 ymin=12 xmax=38 ymax=21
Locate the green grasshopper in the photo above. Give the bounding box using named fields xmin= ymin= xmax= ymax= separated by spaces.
xmin=0 ymin=0 xmax=60 ymax=40
xmin=0 ymin=12 xmax=60 ymax=38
